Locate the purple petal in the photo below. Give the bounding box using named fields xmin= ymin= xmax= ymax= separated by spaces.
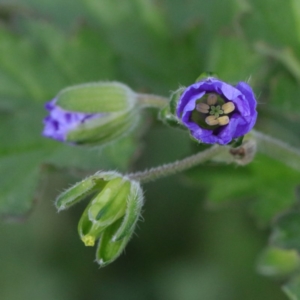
xmin=42 ymin=99 xmax=102 ymax=142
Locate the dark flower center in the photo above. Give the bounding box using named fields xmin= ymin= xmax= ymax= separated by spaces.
xmin=190 ymin=93 xmax=235 ymax=129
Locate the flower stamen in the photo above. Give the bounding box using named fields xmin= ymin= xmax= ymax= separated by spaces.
xmin=196 ymin=103 xmax=210 ymax=114
xmin=207 ymin=94 xmax=218 ymax=105
xmin=222 ymin=102 xmax=235 ymax=114
xmin=205 ymin=115 xmax=219 ymax=126
xmin=217 ymin=116 xmax=230 ymax=126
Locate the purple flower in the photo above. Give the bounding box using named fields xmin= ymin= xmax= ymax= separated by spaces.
xmin=42 ymin=82 xmax=140 ymax=145
xmin=176 ymin=78 xmax=257 ymax=145
xmin=43 ymin=99 xmax=101 ymax=142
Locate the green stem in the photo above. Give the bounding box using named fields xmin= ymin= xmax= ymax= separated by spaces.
xmin=137 ymin=93 xmax=169 ymax=109
xmin=128 ymin=130 xmax=300 ymax=183
xmin=128 ymin=145 xmax=223 ymax=183
xmin=253 ymin=130 xmax=300 ymax=172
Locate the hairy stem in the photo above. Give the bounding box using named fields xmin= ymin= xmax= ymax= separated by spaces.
xmin=137 ymin=93 xmax=169 ymax=109
xmin=127 ymin=130 xmax=300 ymax=183
xmin=253 ymin=130 xmax=300 ymax=172
xmin=128 ymin=145 xmax=223 ymax=183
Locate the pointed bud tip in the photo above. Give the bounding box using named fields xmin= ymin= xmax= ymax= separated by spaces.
xmin=57 ymin=206 xmax=65 ymax=213
xmin=97 ymin=259 xmax=106 ymax=267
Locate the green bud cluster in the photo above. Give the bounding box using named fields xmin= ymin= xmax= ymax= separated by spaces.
xmin=55 ymin=171 xmax=143 ymax=267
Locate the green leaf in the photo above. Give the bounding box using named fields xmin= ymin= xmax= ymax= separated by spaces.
xmin=207 ymin=36 xmax=263 ymax=83
xmin=243 ymin=0 xmax=300 ymax=48
xmin=0 ymin=150 xmax=42 ymax=219
xmin=22 ymin=21 xmax=116 ymax=84
xmin=186 ymin=154 xmax=300 ymax=224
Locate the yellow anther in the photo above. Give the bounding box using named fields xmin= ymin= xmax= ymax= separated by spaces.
xmin=82 ymin=235 xmax=95 ymax=247
xmin=196 ymin=102 xmax=210 ymax=113
xmin=217 ymin=116 xmax=230 ymax=126
xmin=222 ymin=102 xmax=235 ymax=114
xmin=205 ymin=115 xmax=219 ymax=126
xmin=207 ymin=94 xmax=218 ymax=105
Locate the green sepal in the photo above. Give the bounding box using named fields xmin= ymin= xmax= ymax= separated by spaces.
xmin=195 ymin=72 xmax=218 ymax=82
xmin=159 ymin=87 xmax=186 ymax=129
xmin=159 ymin=106 xmax=184 ymax=129
xmin=229 ymin=135 xmax=244 ymax=148
xmin=55 ymin=174 xmax=106 ymax=211
xmin=88 ymin=178 xmax=130 ymax=225
xmin=66 ymin=109 xmax=139 ymax=145
xmin=56 ymin=82 xmax=137 ymax=113
xmin=169 ymin=87 xmax=185 ymax=114
xmin=113 ymin=180 xmax=143 ymax=241
xmin=188 ymin=134 xmax=203 ymax=144
xmin=96 ymin=218 xmax=134 ymax=267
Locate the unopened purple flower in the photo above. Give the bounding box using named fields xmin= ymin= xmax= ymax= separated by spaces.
xmin=176 ymin=78 xmax=257 ymax=145
xmin=43 ymin=99 xmax=101 ymax=142
xmin=42 ymin=82 xmax=140 ymax=146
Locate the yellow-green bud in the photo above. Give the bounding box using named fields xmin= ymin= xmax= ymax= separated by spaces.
xmin=55 ymin=171 xmax=144 ymax=267
xmin=96 ymin=178 xmax=143 ymax=266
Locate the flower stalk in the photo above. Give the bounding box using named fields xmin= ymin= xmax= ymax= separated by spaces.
xmin=136 ymin=93 xmax=169 ymax=109
xmin=127 ymin=145 xmax=223 ymax=183
xmin=253 ymin=130 xmax=300 ymax=172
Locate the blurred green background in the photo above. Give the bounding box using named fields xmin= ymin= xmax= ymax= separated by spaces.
xmin=1 ymin=0 xmax=300 ymax=299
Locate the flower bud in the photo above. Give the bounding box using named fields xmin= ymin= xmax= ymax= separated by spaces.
xmin=96 ymin=218 xmax=133 ymax=267
xmin=78 ymin=177 xmax=130 ymax=246
xmin=43 ymin=82 xmax=140 ymax=146
xmin=55 ymin=171 xmax=143 ymax=267
xmin=96 ymin=180 xmax=143 ymax=266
